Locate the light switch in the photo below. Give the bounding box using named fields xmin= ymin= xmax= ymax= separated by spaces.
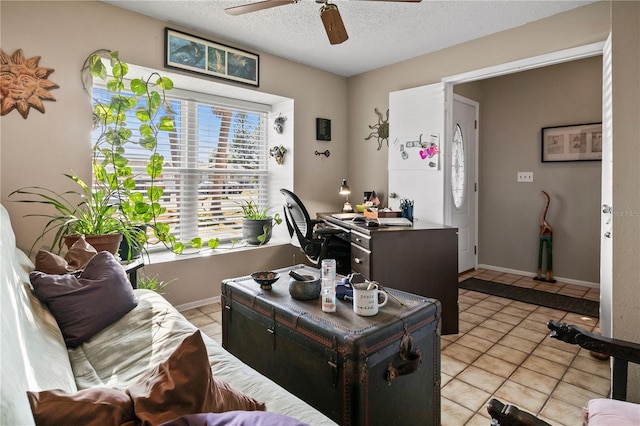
xmin=517 ymin=172 xmax=533 ymax=182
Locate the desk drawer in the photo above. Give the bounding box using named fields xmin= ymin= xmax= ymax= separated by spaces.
xmin=350 ymin=230 xmax=371 ymax=250
xmin=351 ymin=243 xmax=371 ymax=278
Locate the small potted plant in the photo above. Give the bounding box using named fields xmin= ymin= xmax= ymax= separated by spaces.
xmin=239 ymin=199 xmax=282 ymax=245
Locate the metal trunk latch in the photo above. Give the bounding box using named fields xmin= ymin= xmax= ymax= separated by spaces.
xmin=385 ymin=325 xmax=422 ymax=385
xmin=267 ymin=307 xmax=276 ymax=350
xmin=328 ymin=336 xmax=339 ymax=387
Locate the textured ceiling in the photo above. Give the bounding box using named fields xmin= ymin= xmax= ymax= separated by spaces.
xmin=105 ymin=0 xmax=597 ymax=77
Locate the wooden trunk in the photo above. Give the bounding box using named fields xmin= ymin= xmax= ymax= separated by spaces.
xmin=222 ymin=265 xmax=441 ymax=426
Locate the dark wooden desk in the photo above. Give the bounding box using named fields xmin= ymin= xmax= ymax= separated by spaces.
xmin=319 ymin=213 xmax=458 ymax=335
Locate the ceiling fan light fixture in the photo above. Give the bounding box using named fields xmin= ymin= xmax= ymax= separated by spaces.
xmin=319 ymin=3 xmax=348 ymax=45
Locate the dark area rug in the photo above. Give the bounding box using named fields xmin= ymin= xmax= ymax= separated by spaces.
xmin=459 ymin=278 xmax=599 ymax=318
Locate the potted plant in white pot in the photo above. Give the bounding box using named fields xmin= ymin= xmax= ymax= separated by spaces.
xmin=239 ymin=199 xmax=282 ymax=245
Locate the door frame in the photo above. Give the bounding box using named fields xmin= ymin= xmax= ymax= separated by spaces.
xmin=440 ymin=41 xmax=606 ymax=272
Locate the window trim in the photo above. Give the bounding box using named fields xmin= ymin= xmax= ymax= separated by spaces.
xmin=92 ymin=61 xmax=294 ymax=256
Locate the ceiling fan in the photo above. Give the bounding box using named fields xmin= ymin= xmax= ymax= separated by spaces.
xmin=225 ymin=0 xmax=422 ymax=45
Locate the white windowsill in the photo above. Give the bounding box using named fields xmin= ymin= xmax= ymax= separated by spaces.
xmin=145 ymin=234 xmax=291 ymax=265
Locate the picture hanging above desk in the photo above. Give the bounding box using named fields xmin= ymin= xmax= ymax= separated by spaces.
xmin=389 ymin=132 xmax=440 ymax=171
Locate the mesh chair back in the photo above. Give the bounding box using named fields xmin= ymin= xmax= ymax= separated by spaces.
xmin=280 ymin=189 xmax=313 ymax=240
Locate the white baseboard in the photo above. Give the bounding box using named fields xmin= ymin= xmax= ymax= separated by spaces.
xmin=174 ymin=265 xmax=599 ymax=311
xmin=476 ymin=264 xmax=599 ymax=289
xmin=174 ymin=296 xmax=221 ymax=312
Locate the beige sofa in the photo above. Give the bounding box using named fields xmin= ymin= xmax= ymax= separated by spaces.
xmin=0 ymin=204 xmax=335 ymax=425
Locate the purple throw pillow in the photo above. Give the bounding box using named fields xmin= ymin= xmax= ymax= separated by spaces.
xmin=30 ymin=251 xmax=138 ymax=348
xmin=159 ymin=411 xmax=310 ymax=426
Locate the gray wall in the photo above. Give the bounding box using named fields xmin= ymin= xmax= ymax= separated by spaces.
xmin=457 ymin=57 xmax=603 ymax=283
xmin=346 ymin=3 xmax=610 ymax=284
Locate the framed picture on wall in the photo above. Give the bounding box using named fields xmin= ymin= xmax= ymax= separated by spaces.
xmin=164 ymin=28 xmax=259 ymax=87
xmin=316 ymin=118 xmax=331 ymax=141
xmin=541 ymin=123 xmax=602 ymax=162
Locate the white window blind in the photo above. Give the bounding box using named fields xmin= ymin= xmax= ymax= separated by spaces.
xmin=92 ymin=86 xmax=269 ymax=247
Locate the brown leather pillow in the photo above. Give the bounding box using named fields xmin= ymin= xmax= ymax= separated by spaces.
xmin=127 ymin=331 xmax=266 ymax=425
xmin=35 ymin=250 xmax=70 ymax=275
xmin=27 ymin=331 xmax=265 ymax=425
xmin=65 ymin=236 xmax=99 ymax=270
xmin=35 ymin=236 xmax=98 ymax=274
xmin=26 ymin=387 xmax=137 ymax=426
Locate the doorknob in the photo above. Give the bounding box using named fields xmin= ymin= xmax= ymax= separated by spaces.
xmin=602 ymin=205 xmax=613 ymax=238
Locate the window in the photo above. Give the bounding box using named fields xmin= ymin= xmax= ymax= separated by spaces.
xmin=451 ymin=123 xmax=465 ymax=209
xmin=92 ymin=86 xmax=269 ymax=247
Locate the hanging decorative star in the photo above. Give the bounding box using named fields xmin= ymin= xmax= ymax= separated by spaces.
xmin=364 ymin=107 xmax=389 ymax=150
xmin=0 ymin=48 xmax=59 ymax=119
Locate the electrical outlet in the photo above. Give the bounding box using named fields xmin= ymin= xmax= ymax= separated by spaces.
xmin=517 ymin=172 xmax=533 ymax=183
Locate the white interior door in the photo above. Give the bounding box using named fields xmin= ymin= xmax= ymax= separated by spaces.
xmin=388 ymin=82 xmax=446 ymax=224
xmin=449 ymin=95 xmax=478 ymax=272
xmin=599 ymin=34 xmax=612 ymax=336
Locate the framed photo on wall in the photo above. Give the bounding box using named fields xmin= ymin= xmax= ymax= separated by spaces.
xmin=541 ymin=123 xmax=602 ymax=162
xmin=316 ymin=118 xmax=331 ymax=141
xmin=164 ymin=28 xmax=259 ymax=87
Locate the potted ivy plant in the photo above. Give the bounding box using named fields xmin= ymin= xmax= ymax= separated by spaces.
xmin=82 ymin=49 xmax=177 ymax=257
xmin=12 ymin=50 xmax=250 ymax=258
xmin=239 ymin=199 xmax=282 ymax=245
xmin=83 ymin=50 xmax=224 ymax=255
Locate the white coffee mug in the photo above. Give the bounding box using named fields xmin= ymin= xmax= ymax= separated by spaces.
xmin=353 ymin=282 xmax=388 ymax=316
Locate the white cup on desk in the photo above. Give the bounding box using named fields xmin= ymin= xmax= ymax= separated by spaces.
xmin=353 ymin=281 xmax=388 ymax=316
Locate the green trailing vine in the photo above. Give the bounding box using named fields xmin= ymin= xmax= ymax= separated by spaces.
xmin=83 ymin=49 xmax=223 ymax=254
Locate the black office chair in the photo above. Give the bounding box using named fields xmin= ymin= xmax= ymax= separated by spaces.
xmin=280 ymin=189 xmax=350 ymax=275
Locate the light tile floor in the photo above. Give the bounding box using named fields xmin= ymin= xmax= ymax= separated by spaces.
xmin=180 ymin=269 xmax=608 ymax=426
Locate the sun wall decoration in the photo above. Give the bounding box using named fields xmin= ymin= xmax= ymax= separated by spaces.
xmin=364 ymin=107 xmax=389 ymax=150
xmin=1 ymin=48 xmax=59 ymax=119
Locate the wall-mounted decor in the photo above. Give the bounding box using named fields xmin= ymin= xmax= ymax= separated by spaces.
xmin=164 ymin=28 xmax=259 ymax=87
xmin=269 ymin=145 xmax=287 ymax=164
xmin=364 ymin=108 xmax=389 ymax=150
xmin=390 ymin=133 xmax=440 ymax=171
xmin=273 ymin=114 xmax=286 ymax=134
xmin=541 ymin=123 xmax=602 ymax=162
xmin=0 ymin=48 xmax=59 ymax=119
xmin=316 ymin=118 xmax=331 ymax=141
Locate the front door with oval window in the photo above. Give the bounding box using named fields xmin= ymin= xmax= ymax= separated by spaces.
xmin=450 ymin=95 xmax=477 ymax=273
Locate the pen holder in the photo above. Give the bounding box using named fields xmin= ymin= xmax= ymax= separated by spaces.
xmin=401 ymin=203 xmax=414 ymax=222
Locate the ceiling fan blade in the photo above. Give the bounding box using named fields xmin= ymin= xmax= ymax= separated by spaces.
xmin=320 ymin=3 xmax=348 ymax=45
xmin=225 ymin=0 xmax=297 ymax=16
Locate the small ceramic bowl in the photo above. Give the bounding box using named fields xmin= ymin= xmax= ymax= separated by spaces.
xmin=251 ymin=271 xmax=280 ymax=290
xmin=288 ymin=274 xmax=321 ymax=300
